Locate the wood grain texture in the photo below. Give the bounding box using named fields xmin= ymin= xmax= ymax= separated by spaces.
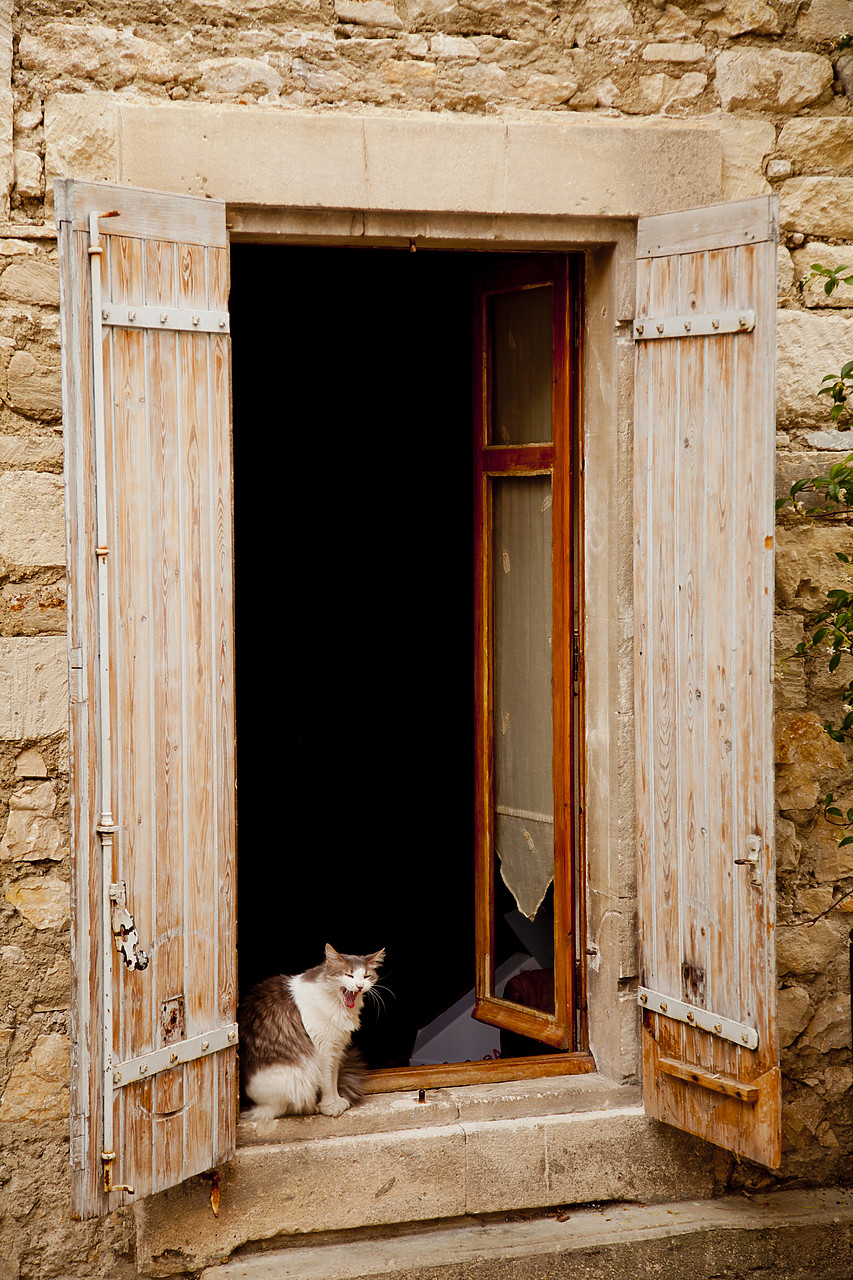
xmin=634 ymin=200 xmax=779 ymax=1168
xmin=60 ymin=184 xmax=236 ymax=1219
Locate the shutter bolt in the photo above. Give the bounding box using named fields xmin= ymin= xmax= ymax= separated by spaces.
xmin=684 ymin=320 xmax=691 ymax=332
xmin=160 ymin=313 xmax=168 ymax=324
xmin=113 ymin=1071 xmax=122 ymax=1084
xmin=202 ymin=1041 xmax=210 ymax=1052
xmin=192 ymin=315 xmax=200 ymax=326
xmin=139 ymin=1063 xmax=147 ymax=1074
xmin=656 ymin=323 xmax=664 ymax=334
xmin=128 ymin=311 xmax=136 ymax=322
xmin=738 ymin=315 xmax=748 ymax=328
xmin=636 ymin=323 xmax=644 ymax=336
xmin=170 ymin=1052 xmax=179 ymax=1064
xmin=639 ymin=993 xmax=648 ymax=1004
xmin=714 ymin=1024 xmax=722 ymax=1034
xmin=219 ymin=319 xmax=227 ymax=329
xmin=228 ymin=1030 xmax=236 ymax=1042
xmin=660 ymin=1002 xmax=668 ymax=1012
xmin=741 ymin=1033 xmax=749 ymax=1044
xmin=686 ymin=1011 xmax=695 ymax=1022
xmin=712 ymin=317 xmax=720 ymax=330
xmin=102 ymin=309 xmax=110 ymax=320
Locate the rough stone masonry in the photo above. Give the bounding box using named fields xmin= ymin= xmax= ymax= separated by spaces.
xmin=2 ymin=1 xmax=853 ymax=1277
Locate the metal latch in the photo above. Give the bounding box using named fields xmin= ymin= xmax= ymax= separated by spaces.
xmin=109 ymin=882 xmax=149 ymax=971
xmin=734 ymin=834 xmax=762 ymax=887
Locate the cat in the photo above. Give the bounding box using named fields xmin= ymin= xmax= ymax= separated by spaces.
xmin=238 ymin=943 xmax=385 ymax=1119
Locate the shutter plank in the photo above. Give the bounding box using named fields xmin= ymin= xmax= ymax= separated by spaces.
xmin=179 ymin=241 xmax=218 ymax=1179
xmin=634 ymin=198 xmax=779 ymax=1169
xmin=211 ymin=245 xmax=238 ymax=1161
xmin=145 ymin=240 xmax=188 ymax=1192
xmin=60 ymin=180 xmax=236 ymax=1218
xmin=108 ymin=231 xmax=157 ymax=1195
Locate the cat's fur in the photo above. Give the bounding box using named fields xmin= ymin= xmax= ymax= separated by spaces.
xmin=238 ymin=944 xmax=385 ymax=1119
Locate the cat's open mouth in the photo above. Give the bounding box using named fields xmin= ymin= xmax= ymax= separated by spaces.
xmin=342 ymin=989 xmax=357 ymax=1009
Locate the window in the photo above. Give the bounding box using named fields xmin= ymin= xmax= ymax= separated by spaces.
xmin=472 ymin=256 xmax=588 ymax=1063
xmin=58 ymin=178 xmax=781 ymax=1219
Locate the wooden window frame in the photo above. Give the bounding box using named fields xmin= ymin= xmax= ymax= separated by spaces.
xmin=473 ymin=254 xmax=579 ymax=1052
xmin=365 ymin=253 xmax=592 ymax=1096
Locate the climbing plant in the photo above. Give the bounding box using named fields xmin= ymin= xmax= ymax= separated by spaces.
xmin=777 ymin=262 xmax=853 ymax=906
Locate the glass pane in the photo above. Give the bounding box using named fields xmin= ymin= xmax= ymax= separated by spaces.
xmin=489 ymin=285 xmax=553 ymax=445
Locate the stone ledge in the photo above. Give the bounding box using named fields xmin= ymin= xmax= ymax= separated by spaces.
xmin=236 ymin=1075 xmax=642 ymax=1146
xmin=198 ymin=1186 xmax=853 ymax=1280
xmin=135 ymin=1091 xmax=718 ymax=1277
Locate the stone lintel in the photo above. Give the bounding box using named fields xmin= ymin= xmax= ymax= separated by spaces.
xmin=45 ymin=95 xmax=723 ymax=222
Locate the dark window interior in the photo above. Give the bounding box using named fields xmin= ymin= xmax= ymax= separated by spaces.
xmin=231 ymin=246 xmax=482 ymax=1069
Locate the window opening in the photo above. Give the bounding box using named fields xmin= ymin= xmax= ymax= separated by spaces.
xmin=230 ymin=245 xmax=587 ymax=1085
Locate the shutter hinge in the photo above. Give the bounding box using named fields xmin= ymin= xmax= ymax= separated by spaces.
xmin=572 ymin=630 xmax=582 ymax=694
xmin=109 ymin=882 xmax=149 ymax=972
xmin=633 ymin=309 xmax=755 ymax=340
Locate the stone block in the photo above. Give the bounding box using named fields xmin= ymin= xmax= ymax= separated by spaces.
xmin=6 ymin=350 xmax=62 ymax=420
xmin=719 ymin=117 xmax=773 ymax=199
xmin=4 ymin=874 xmax=69 ymax=930
xmin=776 ymin=710 xmax=846 ymax=810
xmin=0 ymin=636 xmax=68 ymax=739
xmin=335 ymin=0 xmax=404 ymax=26
xmin=14 ymin=748 xmax=47 ymax=778
xmin=13 ymin=148 xmax=43 ymax=199
xmin=803 ymin=996 xmax=851 ymax=1050
xmin=797 ymin=0 xmax=853 ymax=40
xmin=778 ymin=985 xmax=812 ymax=1047
xmin=780 ymin=178 xmax=853 ymax=239
xmin=19 ymin=22 xmax=181 ymax=89
xmin=42 ymin=93 xmax=119 ymax=202
xmin=777 ymin=918 xmax=842 ymax=974
xmin=0 ymin=260 xmax=60 ymax=307
xmin=0 ymin=779 xmax=62 ymax=862
xmin=136 ymin=1125 xmax=467 ymax=1275
xmin=777 ymin=311 xmax=853 ymax=431
xmin=1 ymin=578 xmax=67 ymax=635
xmin=463 ymin=1110 xmax=716 ymax=1214
xmin=792 ymin=243 xmax=853 ymax=308
xmin=716 ymin=50 xmax=833 ymax=113
xmin=199 ymin=58 xmax=283 ymax=100
xmin=0 ymin=471 xmax=64 ymax=567
xmin=776 ymin=119 xmax=853 ymax=177
xmin=0 ymin=433 xmax=63 ymax=469
xmin=0 ymin=1033 xmax=69 ymax=1121
xmin=774 ymin=610 xmax=805 ymax=708
xmin=776 ymin=817 xmax=802 ymax=873
xmin=642 ymin=43 xmax=706 ymax=62
xmin=706 ymin=0 xmax=782 ymax=34
xmin=807 ymin=809 xmax=853 ymax=883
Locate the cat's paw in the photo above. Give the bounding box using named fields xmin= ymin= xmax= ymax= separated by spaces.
xmin=319 ymin=1095 xmax=351 ymax=1117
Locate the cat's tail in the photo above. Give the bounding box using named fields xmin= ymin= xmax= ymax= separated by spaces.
xmin=338 ymin=1046 xmax=366 ymax=1105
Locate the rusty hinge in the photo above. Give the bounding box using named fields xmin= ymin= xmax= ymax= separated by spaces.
xmin=572 ymin=630 xmax=582 ymax=694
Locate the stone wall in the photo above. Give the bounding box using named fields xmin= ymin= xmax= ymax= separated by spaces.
xmin=1 ymin=0 xmax=853 ymax=1276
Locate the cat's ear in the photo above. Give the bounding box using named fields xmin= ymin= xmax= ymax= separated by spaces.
xmin=366 ymin=948 xmax=386 ymax=969
xmin=325 ymin=943 xmax=343 ymax=965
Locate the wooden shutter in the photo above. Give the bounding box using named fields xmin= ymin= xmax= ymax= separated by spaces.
xmin=633 ymin=197 xmax=780 ymax=1168
xmin=57 ymin=180 xmax=237 ymax=1218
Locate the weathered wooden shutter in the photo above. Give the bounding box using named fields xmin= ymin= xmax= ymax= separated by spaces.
xmin=57 ymin=180 xmax=236 ymax=1218
xmin=633 ymin=197 xmax=780 ymax=1168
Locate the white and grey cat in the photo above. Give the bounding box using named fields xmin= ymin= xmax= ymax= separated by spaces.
xmin=238 ymin=944 xmax=385 ymax=1119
